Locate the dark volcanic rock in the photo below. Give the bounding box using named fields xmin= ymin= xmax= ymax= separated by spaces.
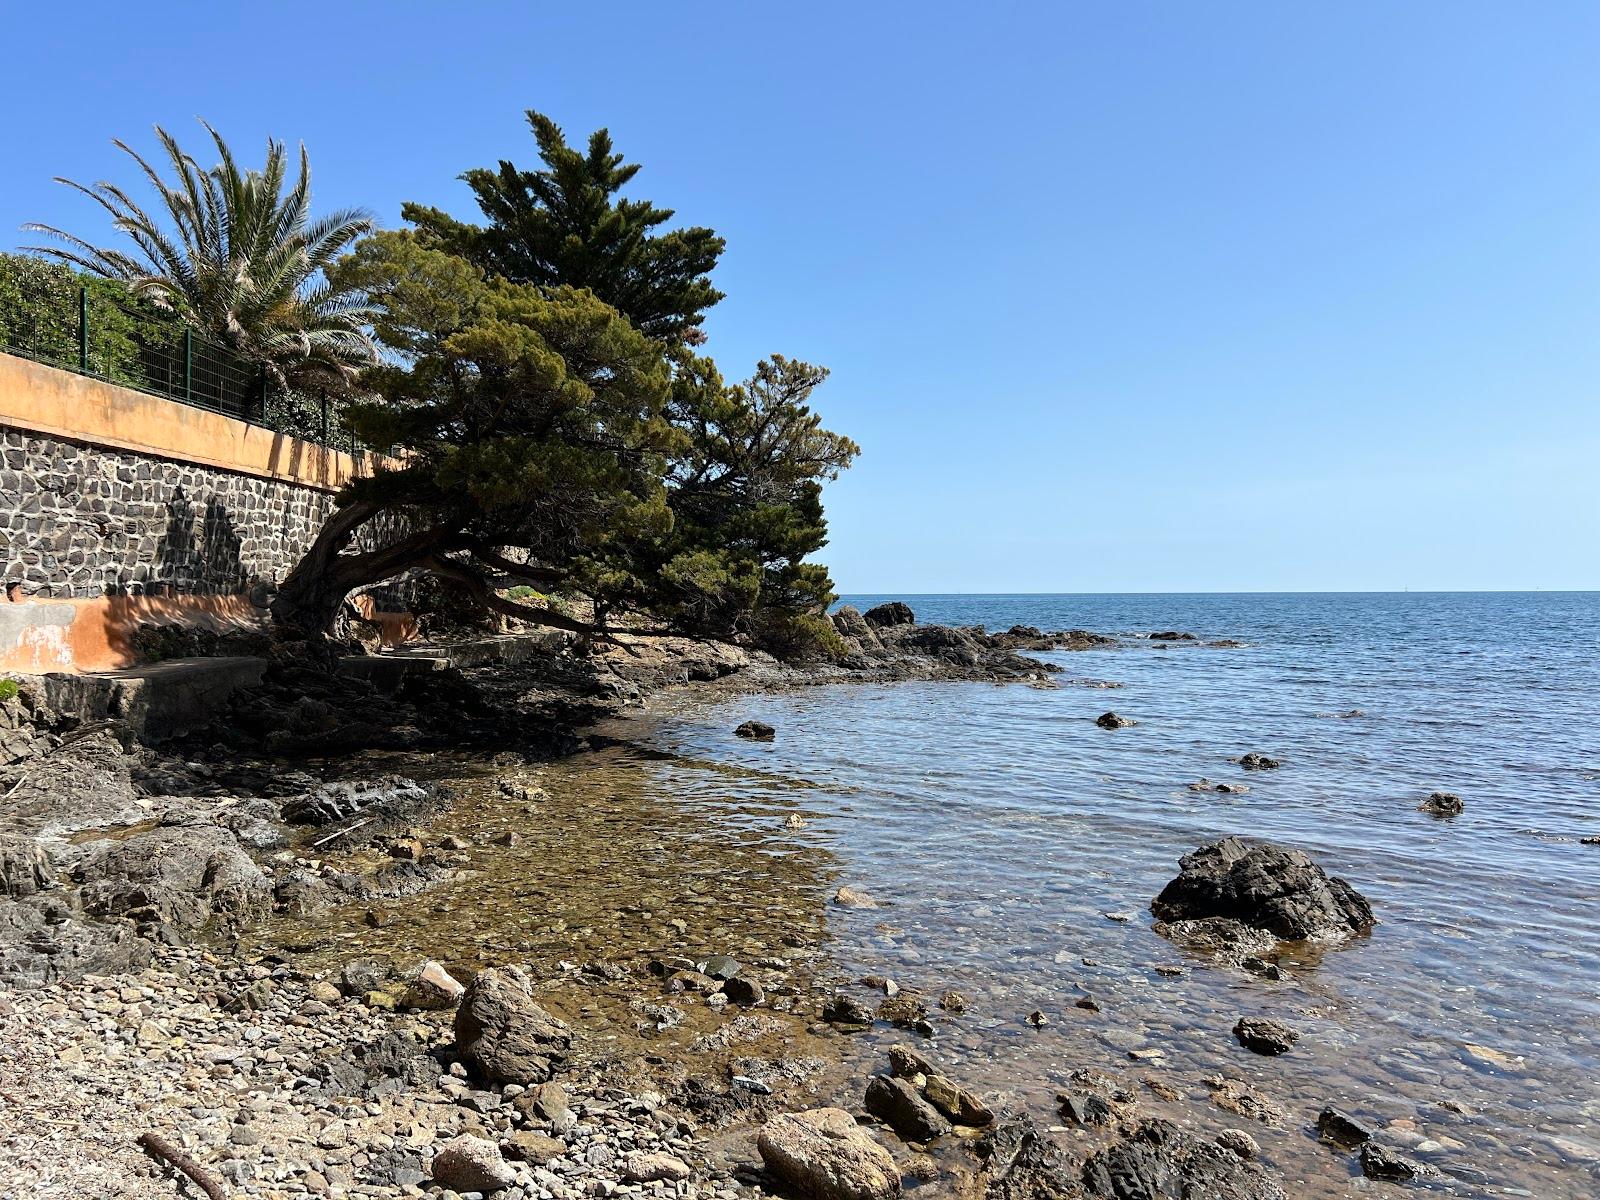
xmin=1147 ymin=631 xmax=1197 ymax=641
xmin=1236 ymin=753 xmax=1282 ymax=770
xmin=454 ymin=965 xmax=572 ymax=1086
xmin=1359 ymin=1141 xmax=1434 ymax=1182
xmin=1081 ymin=1119 xmax=1285 ymax=1200
xmin=1151 ymin=837 xmax=1375 ymax=944
xmin=862 ymin=602 xmax=916 ymax=628
xmin=864 ymin=1074 xmax=951 ymax=1142
xmin=1095 ymin=712 xmax=1134 ymax=730
xmin=1419 ymin=791 xmax=1464 ymax=816
xmin=1233 ymin=1017 xmax=1298 ymax=1055
xmin=823 ymin=994 xmax=875 ymax=1027
xmin=1315 ymin=1106 xmax=1374 ymax=1147
xmin=735 ymin=720 xmax=776 ymax=742
xmin=975 ymin=1114 xmax=1076 ymax=1200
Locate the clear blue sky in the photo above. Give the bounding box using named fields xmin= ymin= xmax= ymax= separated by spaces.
xmin=4 ymin=2 xmax=1597 ymax=592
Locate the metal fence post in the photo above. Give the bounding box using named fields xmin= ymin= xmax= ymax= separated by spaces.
xmin=183 ymin=329 xmax=193 ymax=404
xmin=77 ymin=287 xmax=89 ymax=372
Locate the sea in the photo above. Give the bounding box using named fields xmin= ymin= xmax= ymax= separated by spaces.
xmin=629 ymin=593 xmax=1600 ymax=1197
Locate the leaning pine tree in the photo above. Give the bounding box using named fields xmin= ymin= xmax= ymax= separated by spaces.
xmin=271 ymin=113 xmax=857 ymax=656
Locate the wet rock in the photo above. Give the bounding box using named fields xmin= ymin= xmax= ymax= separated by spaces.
xmin=273 ymin=867 xmax=340 ymax=916
xmin=925 ymin=1074 xmax=994 ymax=1126
xmin=876 ymin=994 xmax=928 ymax=1027
xmin=1316 ymin=1106 xmax=1374 ymax=1147
xmin=975 ymin=1114 xmax=1075 ymax=1200
xmin=700 ymin=953 xmax=742 ymax=979
xmin=864 ymin=1075 xmax=951 ymax=1142
xmin=863 ymin=602 xmax=916 ymax=628
xmin=454 ymin=965 xmax=571 ymax=1085
xmin=668 ymin=969 xmax=720 ymax=994
xmin=938 ymin=989 xmax=968 ymax=1013
xmin=757 ymin=1107 xmax=900 ymax=1200
xmin=1189 ymin=779 xmax=1250 ymax=794
xmin=1058 ymin=1092 xmax=1115 ymax=1128
xmin=887 ymin=1045 xmax=939 ymax=1079
xmin=1216 ymin=1130 xmax=1260 ymax=1160
xmin=1095 ymin=712 xmax=1135 ymax=730
xmin=430 ymin=1133 xmax=516 ymax=1192
xmin=1360 ymin=1141 xmax=1435 ymax=1181
xmin=834 ymin=885 xmax=877 ymax=908
xmin=1236 ymin=753 xmax=1281 ymax=770
xmin=1419 ymin=791 xmax=1464 ymax=816
xmin=823 ymin=994 xmax=875 ymax=1026
xmin=1148 ymin=631 xmax=1197 ymax=641
xmin=1025 ymin=1009 xmax=1049 ymax=1027
xmin=1233 ymin=1017 xmax=1298 ymax=1055
xmin=722 ymin=974 xmax=766 ymax=1006
xmin=1204 ymin=1076 xmax=1287 ymax=1126
xmin=1082 ymin=1120 xmax=1285 ymax=1200
xmin=736 ymin=720 xmax=776 ymax=742
xmin=1151 ymin=837 xmax=1375 ymax=944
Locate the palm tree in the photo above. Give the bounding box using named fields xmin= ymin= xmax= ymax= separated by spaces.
xmin=25 ymin=121 xmax=377 ymax=390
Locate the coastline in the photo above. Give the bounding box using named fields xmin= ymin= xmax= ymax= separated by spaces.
xmin=0 ymin=606 xmax=1587 ymax=1198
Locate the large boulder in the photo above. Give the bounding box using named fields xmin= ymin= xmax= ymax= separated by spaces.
xmin=454 ymin=965 xmax=572 ymax=1086
xmin=1150 ymin=837 xmax=1374 ymax=944
xmin=0 ymin=897 xmax=152 ymax=987
xmin=863 ymin=602 xmax=916 ymax=628
xmin=831 ymin=606 xmax=882 ymax=648
xmin=1081 ymin=1119 xmax=1284 ymax=1200
xmin=757 ymin=1108 xmax=900 ymax=1200
xmin=430 ymin=1134 xmax=517 ymax=1192
xmin=71 ymin=824 xmax=272 ymax=934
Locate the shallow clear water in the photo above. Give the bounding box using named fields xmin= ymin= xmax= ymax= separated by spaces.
xmin=635 ymin=593 xmax=1600 ymax=1197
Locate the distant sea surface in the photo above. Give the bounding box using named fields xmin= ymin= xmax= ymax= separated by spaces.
xmin=637 ymin=593 xmax=1600 ymax=1196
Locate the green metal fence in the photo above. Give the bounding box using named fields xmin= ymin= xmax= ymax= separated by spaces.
xmin=1 ymin=283 xmax=362 ymax=452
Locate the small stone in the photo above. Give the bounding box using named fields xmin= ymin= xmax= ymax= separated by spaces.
xmin=1215 ymin=1130 xmax=1259 ymax=1160
xmin=937 ymin=990 xmax=967 ymax=1013
xmin=1316 ymin=1106 xmax=1374 ymax=1147
xmin=1360 ymin=1141 xmax=1434 ymax=1181
xmin=623 ymin=1151 xmax=692 ymax=1183
xmin=721 ymin=975 xmax=765 ymax=1006
xmin=431 ymin=1134 xmax=516 ymax=1192
xmin=735 ymin=720 xmax=776 ymax=741
xmin=1074 ymin=995 xmax=1101 ymax=1013
xmin=823 ymin=994 xmax=875 ymax=1026
xmin=1025 ymin=1010 xmax=1049 ymax=1027
xmin=833 ymin=886 xmax=877 ymax=908
xmin=1095 ymin=712 xmax=1134 ymax=729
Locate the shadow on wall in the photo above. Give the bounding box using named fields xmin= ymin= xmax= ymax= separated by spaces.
xmin=154 ymin=487 xmax=252 ymax=596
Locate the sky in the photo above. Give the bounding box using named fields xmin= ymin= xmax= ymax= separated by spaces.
xmin=3 ymin=1 xmax=1598 ymax=593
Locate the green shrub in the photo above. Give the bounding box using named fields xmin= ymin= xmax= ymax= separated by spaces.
xmin=0 ymin=679 xmax=20 ymax=702
xmin=0 ymin=252 xmax=179 ymax=387
xmin=750 ymin=610 xmax=849 ymax=664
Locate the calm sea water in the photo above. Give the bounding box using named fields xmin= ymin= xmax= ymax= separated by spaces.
xmin=638 ymin=593 xmax=1600 ymax=1197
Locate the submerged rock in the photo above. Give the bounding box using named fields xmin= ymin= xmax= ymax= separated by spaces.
xmin=1359 ymin=1141 xmax=1436 ymax=1182
xmin=1419 ymin=791 xmax=1464 ymax=816
xmin=757 ymin=1108 xmax=900 ymax=1200
xmin=736 ymin=720 xmax=776 ymax=741
xmin=1151 ymin=837 xmax=1375 ymax=946
xmin=1233 ymin=1017 xmax=1298 ymax=1055
xmin=1236 ymin=753 xmax=1282 ymax=770
xmin=454 ymin=965 xmax=571 ymax=1085
xmin=864 ymin=1074 xmax=951 ymax=1141
xmin=1095 ymin=712 xmax=1135 ymax=729
xmin=1081 ymin=1120 xmax=1285 ymax=1200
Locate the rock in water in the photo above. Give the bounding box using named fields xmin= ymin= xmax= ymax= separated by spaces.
xmin=1151 ymin=837 xmax=1374 ymax=943
xmin=454 ymin=965 xmax=571 ymax=1085
xmin=1233 ymin=1017 xmax=1298 ymax=1055
xmin=757 ymin=1108 xmax=900 ymax=1200
xmin=925 ymin=1073 xmax=994 ymax=1126
xmin=1359 ymin=1141 xmax=1434 ymax=1181
xmin=1315 ymin=1106 xmax=1374 ymax=1147
xmin=1236 ymin=753 xmax=1282 ymax=770
xmin=736 ymin=720 xmax=776 ymax=741
xmin=862 ymin=601 xmax=916 ymax=627
xmin=1081 ymin=1120 xmax=1285 ymax=1200
xmin=1419 ymin=791 xmax=1464 ymax=816
xmin=1095 ymin=712 xmax=1135 ymax=729
xmin=864 ymin=1074 xmax=952 ymax=1141
xmin=430 ymin=1134 xmax=516 ymax=1192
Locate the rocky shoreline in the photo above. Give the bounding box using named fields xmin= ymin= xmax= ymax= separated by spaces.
xmin=0 ymin=605 xmax=1411 ymax=1199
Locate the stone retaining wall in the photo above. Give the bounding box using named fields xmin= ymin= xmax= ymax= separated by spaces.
xmin=2 ymin=425 xmax=335 ymax=599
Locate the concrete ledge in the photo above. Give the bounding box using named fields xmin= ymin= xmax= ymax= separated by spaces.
xmin=35 ymin=656 xmax=267 ymax=743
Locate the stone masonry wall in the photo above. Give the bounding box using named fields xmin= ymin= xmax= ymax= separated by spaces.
xmin=1 ymin=425 xmax=337 ymax=600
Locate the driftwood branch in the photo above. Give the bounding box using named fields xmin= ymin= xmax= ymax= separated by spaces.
xmin=137 ymin=1131 xmax=229 ymax=1200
